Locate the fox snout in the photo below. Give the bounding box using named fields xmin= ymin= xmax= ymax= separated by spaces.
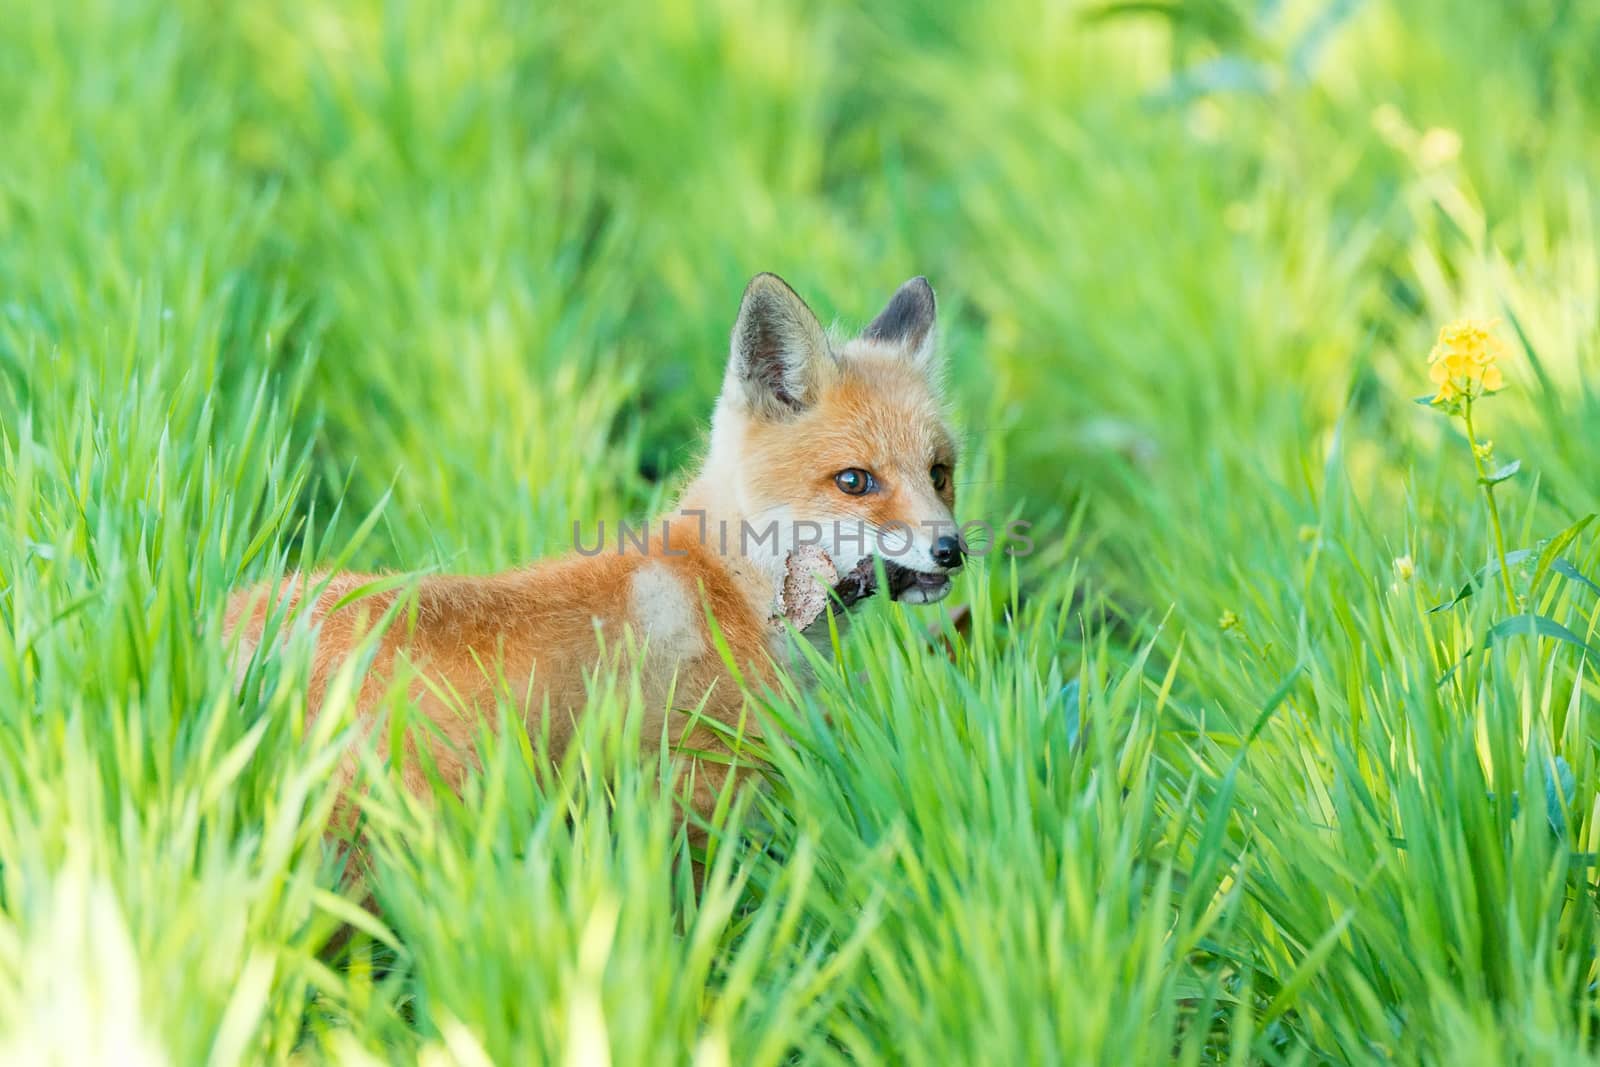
xmin=931 ymin=534 xmax=963 ymax=571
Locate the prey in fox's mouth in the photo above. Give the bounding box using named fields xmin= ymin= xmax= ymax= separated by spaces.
xmin=827 ymin=555 xmax=961 ymax=610
xmin=885 ymin=560 xmax=958 ymax=604
xmin=772 ymin=542 xmax=963 ymax=632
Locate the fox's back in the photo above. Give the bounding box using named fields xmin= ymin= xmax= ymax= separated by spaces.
xmin=225 ymin=528 xmax=772 ymax=791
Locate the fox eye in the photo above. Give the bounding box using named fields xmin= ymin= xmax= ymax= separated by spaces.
xmin=834 ymin=468 xmax=875 ymax=496
xmin=930 ymin=464 xmax=951 ymax=492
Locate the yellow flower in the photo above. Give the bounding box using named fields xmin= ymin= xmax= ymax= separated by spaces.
xmin=1218 ymin=610 xmax=1240 ymax=632
xmin=1389 ymin=554 xmax=1416 ymax=595
xmin=1428 ymin=318 xmax=1507 ymax=404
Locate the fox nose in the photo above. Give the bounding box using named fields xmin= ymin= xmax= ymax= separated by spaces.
xmin=931 ymin=534 xmax=963 ymax=570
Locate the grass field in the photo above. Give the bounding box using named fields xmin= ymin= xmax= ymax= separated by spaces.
xmin=4 ymin=0 xmax=1600 ymax=1062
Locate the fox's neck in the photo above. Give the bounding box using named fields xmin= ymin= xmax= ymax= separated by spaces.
xmin=672 ymin=477 xmax=742 ymax=537
xmin=670 ymin=453 xmax=785 ymax=625
xmin=673 ymin=405 xmax=757 ymax=534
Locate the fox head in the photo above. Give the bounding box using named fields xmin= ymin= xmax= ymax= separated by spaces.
xmin=702 ymin=273 xmax=961 ymax=604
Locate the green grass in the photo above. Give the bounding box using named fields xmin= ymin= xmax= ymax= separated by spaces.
xmin=3 ymin=0 xmax=1600 ymax=1062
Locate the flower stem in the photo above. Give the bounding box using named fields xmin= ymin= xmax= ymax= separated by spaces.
xmin=1463 ymin=399 xmax=1517 ymax=614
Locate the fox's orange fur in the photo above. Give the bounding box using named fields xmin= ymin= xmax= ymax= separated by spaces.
xmin=226 ymin=274 xmax=960 ymax=831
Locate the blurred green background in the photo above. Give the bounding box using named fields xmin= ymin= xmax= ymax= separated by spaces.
xmin=4 ymin=0 xmax=1600 ymax=1063
xmin=6 ymin=0 xmax=1599 ymax=565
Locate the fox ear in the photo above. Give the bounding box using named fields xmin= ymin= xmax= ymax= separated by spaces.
xmin=728 ymin=273 xmax=832 ymax=417
xmin=863 ymin=276 xmax=937 ymax=370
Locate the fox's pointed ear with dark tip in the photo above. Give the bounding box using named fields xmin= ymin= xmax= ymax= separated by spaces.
xmin=727 ymin=273 xmax=833 ymax=417
xmin=863 ymin=276 xmax=938 ymax=370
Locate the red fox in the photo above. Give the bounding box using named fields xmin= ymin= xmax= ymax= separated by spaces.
xmin=226 ymin=274 xmax=962 ymax=826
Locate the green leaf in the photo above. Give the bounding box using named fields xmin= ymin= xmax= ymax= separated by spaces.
xmin=1529 ymin=514 xmax=1596 ymax=600
xmin=1552 ymin=558 xmax=1600 ymax=598
xmin=1545 ymin=755 xmax=1576 ymax=837
xmin=1429 ymin=549 xmax=1534 ymax=614
xmin=1484 ymin=613 xmax=1598 ymax=654
xmin=1478 ymin=459 xmax=1521 ymax=486
xmin=1438 ymin=613 xmax=1599 ymax=685
xmin=1058 ymin=679 xmax=1083 ymax=748
xmin=1428 ymin=531 xmax=1600 ymax=614
xmin=1242 ymin=665 xmax=1304 ymax=748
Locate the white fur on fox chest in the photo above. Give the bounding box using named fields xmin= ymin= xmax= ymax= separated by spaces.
xmin=626 ymin=563 xmax=707 ymax=663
